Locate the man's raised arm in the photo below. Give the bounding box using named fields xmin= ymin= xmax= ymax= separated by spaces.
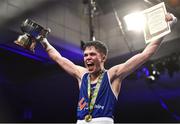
xmin=40 ymin=38 xmax=87 ymax=86
xmin=109 ymin=13 xmax=177 ymax=81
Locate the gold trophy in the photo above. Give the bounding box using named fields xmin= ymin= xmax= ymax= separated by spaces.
xmin=14 ymin=19 xmax=51 ymax=52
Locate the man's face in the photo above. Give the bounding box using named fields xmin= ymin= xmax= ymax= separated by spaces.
xmin=84 ymin=46 xmax=105 ymax=74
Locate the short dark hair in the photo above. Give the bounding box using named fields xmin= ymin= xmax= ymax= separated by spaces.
xmin=81 ymin=40 xmax=108 ymax=56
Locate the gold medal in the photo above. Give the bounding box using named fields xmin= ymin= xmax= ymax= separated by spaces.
xmin=85 ymin=114 xmax=92 ymax=122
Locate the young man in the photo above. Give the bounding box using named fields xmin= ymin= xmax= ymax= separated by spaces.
xmin=40 ymin=13 xmax=177 ymax=124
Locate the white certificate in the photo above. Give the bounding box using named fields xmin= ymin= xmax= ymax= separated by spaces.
xmin=142 ymin=2 xmax=171 ymax=44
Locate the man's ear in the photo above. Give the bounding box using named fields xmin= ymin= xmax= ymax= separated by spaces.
xmin=102 ymin=55 xmax=107 ymax=62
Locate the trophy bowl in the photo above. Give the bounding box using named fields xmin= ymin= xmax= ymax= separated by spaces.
xmin=14 ymin=19 xmax=51 ymax=52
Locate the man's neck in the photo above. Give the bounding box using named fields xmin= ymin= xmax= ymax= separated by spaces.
xmin=89 ymin=69 xmax=104 ymax=83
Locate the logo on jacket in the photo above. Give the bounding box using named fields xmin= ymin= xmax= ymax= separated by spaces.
xmin=78 ymin=97 xmax=87 ymax=110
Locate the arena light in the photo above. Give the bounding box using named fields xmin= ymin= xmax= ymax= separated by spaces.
xmin=123 ymin=12 xmax=145 ymax=31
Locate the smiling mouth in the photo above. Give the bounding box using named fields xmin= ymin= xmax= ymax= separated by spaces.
xmin=87 ymin=63 xmax=94 ymax=67
xmin=86 ymin=61 xmax=95 ymax=69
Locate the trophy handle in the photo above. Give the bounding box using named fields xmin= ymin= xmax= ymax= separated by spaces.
xmin=36 ymin=28 xmax=51 ymax=41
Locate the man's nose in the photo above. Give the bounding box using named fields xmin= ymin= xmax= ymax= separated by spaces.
xmin=86 ymin=55 xmax=92 ymax=60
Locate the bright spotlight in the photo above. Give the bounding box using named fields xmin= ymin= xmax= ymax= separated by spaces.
xmin=124 ymin=12 xmax=145 ymax=31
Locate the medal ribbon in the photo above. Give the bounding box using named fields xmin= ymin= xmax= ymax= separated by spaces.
xmin=87 ymin=71 xmax=104 ymax=114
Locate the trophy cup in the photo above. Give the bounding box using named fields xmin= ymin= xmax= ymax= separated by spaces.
xmin=14 ymin=19 xmax=51 ymax=52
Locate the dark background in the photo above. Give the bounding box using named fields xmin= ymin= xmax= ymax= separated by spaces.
xmin=0 ymin=0 xmax=180 ymax=123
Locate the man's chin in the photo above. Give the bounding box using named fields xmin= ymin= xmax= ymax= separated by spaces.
xmin=88 ymin=68 xmax=94 ymax=73
xmin=88 ymin=70 xmax=93 ymax=73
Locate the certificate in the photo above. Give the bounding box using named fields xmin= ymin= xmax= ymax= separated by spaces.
xmin=142 ymin=2 xmax=171 ymax=44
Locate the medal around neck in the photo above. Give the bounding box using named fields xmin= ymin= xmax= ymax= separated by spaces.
xmin=85 ymin=71 xmax=105 ymax=122
xmin=14 ymin=19 xmax=51 ymax=52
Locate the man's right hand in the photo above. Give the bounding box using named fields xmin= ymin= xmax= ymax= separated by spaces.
xmin=165 ymin=13 xmax=177 ymax=27
xmin=40 ymin=38 xmax=53 ymax=52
